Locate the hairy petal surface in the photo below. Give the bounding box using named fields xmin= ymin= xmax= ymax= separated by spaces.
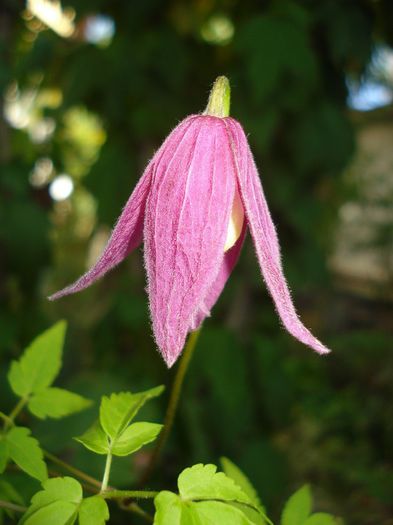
xmin=226 ymin=118 xmax=330 ymax=355
xmin=145 ymin=116 xmax=236 ymax=366
xmin=49 ymin=118 xmax=196 ymax=300
xmin=190 ymin=221 xmax=247 ymax=331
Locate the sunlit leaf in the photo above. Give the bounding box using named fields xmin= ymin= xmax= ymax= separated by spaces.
xmin=304 ymin=513 xmax=339 ymax=525
xmin=178 ymin=463 xmax=253 ymax=506
xmin=99 ymin=386 xmax=164 ymax=441
xmin=281 ymin=485 xmax=312 ymax=525
xmin=28 ymin=387 xmax=92 ymax=419
xmin=79 ymin=496 xmax=109 ymax=525
xmin=111 ymin=422 xmax=162 ymax=456
xmin=7 ymin=321 xmax=66 ymax=398
xmin=20 ymin=477 xmax=82 ymax=525
xmin=221 ymin=457 xmax=266 ymax=513
xmin=154 ymin=491 xmax=255 ymax=525
xmin=188 ymin=500 xmax=256 ymax=524
xmin=221 ymin=457 xmax=268 ymax=524
xmin=75 ymin=421 xmax=108 ymax=455
xmin=6 ymin=427 xmax=47 ymax=482
xmin=154 ymin=491 xmax=182 ymax=525
xmin=21 ymin=501 xmax=77 ymax=525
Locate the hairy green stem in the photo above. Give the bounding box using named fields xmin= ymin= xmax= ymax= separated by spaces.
xmin=101 ymin=452 xmax=112 ymax=493
xmin=0 ymin=499 xmax=27 ymax=513
xmin=102 ymin=490 xmax=158 ymax=500
xmin=140 ymin=328 xmax=201 ymax=485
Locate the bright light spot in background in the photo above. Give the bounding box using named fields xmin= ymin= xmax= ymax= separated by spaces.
xmin=201 ymin=14 xmax=234 ymax=46
xmin=30 ymin=157 xmax=54 ymax=187
xmin=84 ymin=15 xmax=115 ymax=46
xmin=30 ymin=117 xmax=56 ymax=143
xmin=347 ymin=45 xmax=393 ymax=111
xmin=49 ymin=174 xmax=74 ymax=201
xmin=4 ymin=83 xmax=35 ymax=129
xmin=347 ymin=80 xmax=393 ymax=111
xmin=26 ymin=0 xmax=75 ymax=37
xmin=4 ymin=83 xmax=60 ymax=143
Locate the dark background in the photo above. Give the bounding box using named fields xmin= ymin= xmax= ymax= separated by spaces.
xmin=1 ymin=0 xmax=392 ymax=523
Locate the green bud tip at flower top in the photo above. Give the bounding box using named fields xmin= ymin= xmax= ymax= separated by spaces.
xmin=204 ymin=76 xmax=231 ymax=118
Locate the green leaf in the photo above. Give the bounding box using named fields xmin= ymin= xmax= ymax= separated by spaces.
xmin=20 ymin=477 xmax=82 ymax=525
xmin=221 ymin=457 xmax=268 ymax=524
xmin=281 ymin=485 xmax=312 ymax=525
xmin=99 ymin=385 xmax=164 ymax=441
xmin=31 ymin=477 xmax=82 ymax=506
xmin=154 ymin=491 xmax=255 ymax=525
xmin=28 ymin=387 xmax=92 ymax=419
xmin=178 ymin=464 xmax=253 ymax=507
xmin=74 ymin=421 xmax=109 ymax=455
xmin=79 ymin=496 xmax=109 ymax=525
xmin=304 ymin=513 xmax=338 ymax=525
xmin=154 ymin=492 xmax=182 ymax=525
xmin=6 ymin=427 xmax=47 ymax=482
xmin=154 ymin=464 xmax=265 ymax=524
xmin=8 ymin=321 xmax=66 ymax=398
xmin=188 ymin=500 xmax=256 ymax=524
xmin=221 ymin=457 xmax=266 ymax=513
xmin=0 ymin=438 xmax=9 ymax=474
xmin=111 ymin=422 xmax=162 ymax=456
xmin=21 ymin=501 xmax=78 ymax=525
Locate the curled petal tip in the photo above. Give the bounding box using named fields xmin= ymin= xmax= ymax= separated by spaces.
xmin=226 ymin=118 xmax=331 ymax=358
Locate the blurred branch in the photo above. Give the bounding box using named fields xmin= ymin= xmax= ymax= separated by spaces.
xmin=0 ymin=499 xmax=27 ymax=513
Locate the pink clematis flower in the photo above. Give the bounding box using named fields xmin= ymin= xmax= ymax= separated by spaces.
xmin=50 ymin=77 xmax=330 ymax=367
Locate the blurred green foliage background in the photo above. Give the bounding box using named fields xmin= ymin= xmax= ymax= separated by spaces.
xmin=1 ymin=0 xmax=392 ymax=523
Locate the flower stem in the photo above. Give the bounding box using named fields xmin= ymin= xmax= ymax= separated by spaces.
xmin=204 ymin=76 xmax=231 ymax=118
xmin=101 ymin=452 xmax=113 ymax=493
xmin=140 ymin=328 xmax=201 ymax=485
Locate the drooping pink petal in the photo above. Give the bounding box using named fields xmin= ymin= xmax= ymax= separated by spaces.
xmin=226 ymin=118 xmax=330 ymax=355
xmin=144 ymin=116 xmax=236 ymax=366
xmin=189 ymin=221 xmax=247 ymax=331
xmin=49 ymin=117 xmax=197 ymax=301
